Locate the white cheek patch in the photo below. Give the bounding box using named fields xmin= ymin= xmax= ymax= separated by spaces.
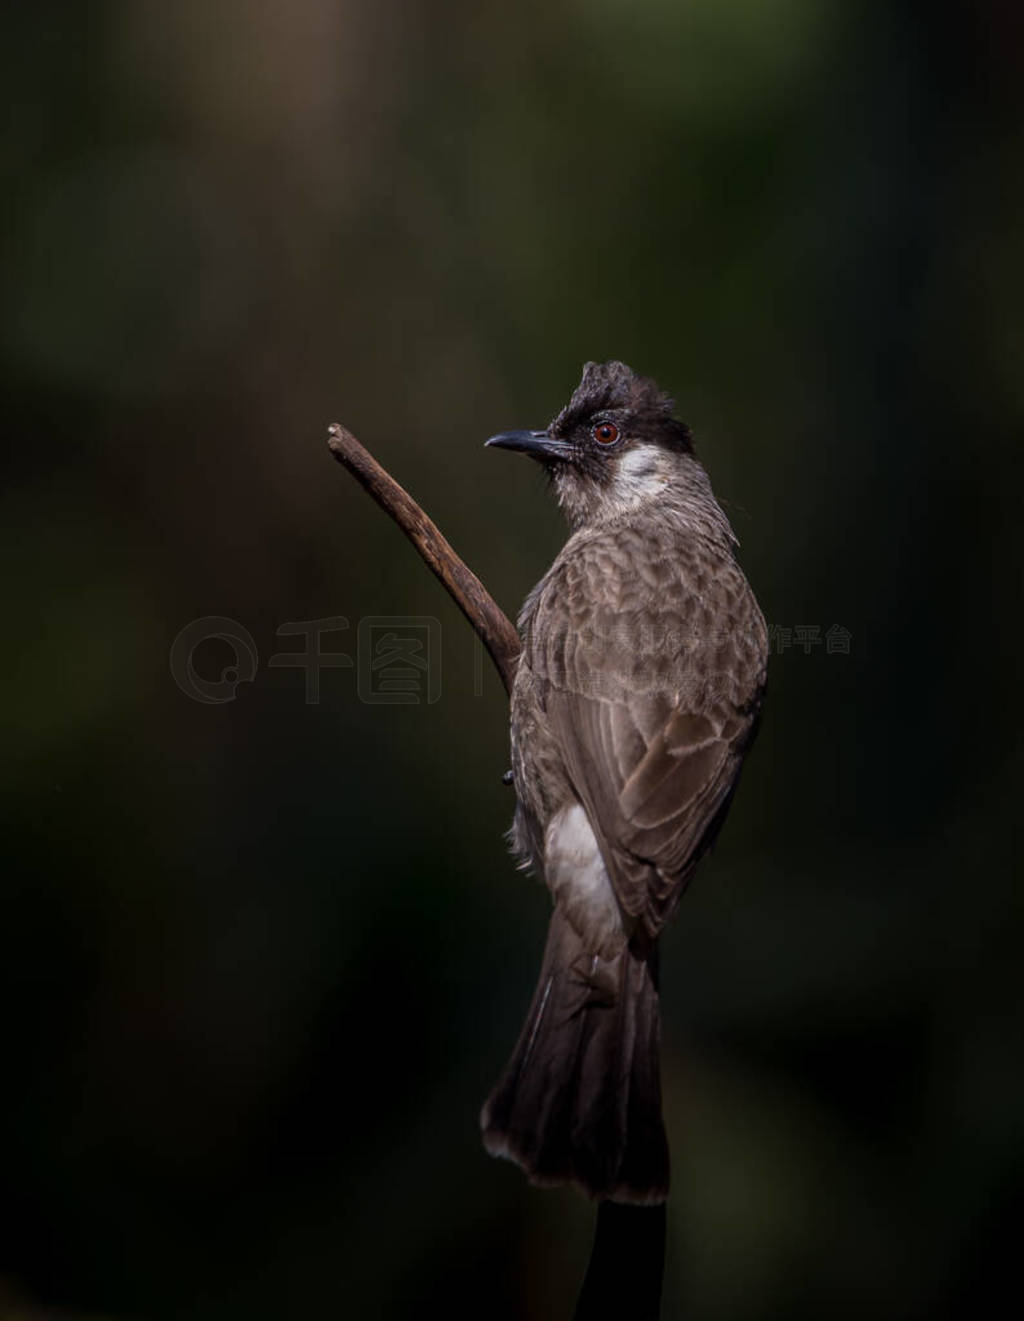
xmin=544 ymin=803 xmax=624 ymax=954
xmin=607 ymin=444 xmax=672 ymax=508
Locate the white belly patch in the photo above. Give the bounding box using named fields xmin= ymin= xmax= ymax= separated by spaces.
xmin=544 ymin=803 xmax=625 ymax=955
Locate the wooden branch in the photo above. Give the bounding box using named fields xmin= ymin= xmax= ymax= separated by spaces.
xmin=326 ymin=423 xmax=521 ymax=694
xmin=575 ymin=1203 xmax=666 ymax=1320
xmin=325 ymin=421 xmax=665 ymax=1318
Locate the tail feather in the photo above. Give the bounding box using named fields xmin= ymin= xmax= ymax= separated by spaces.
xmin=481 ymin=907 xmax=668 ymax=1204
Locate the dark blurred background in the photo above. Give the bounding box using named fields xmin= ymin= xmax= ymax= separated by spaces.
xmin=2 ymin=2 xmax=1022 ymax=1318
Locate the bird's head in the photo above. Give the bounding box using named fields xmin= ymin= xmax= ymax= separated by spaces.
xmin=486 ymin=361 xmax=695 ymax=529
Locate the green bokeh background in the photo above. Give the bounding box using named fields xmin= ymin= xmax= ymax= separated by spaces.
xmin=2 ymin=2 xmax=1021 ymax=1317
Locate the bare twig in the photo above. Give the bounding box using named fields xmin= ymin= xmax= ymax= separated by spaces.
xmin=575 ymin=1203 xmax=666 ymax=1320
xmin=325 ymin=421 xmax=664 ymax=1318
xmin=326 ymin=423 xmax=521 ymax=694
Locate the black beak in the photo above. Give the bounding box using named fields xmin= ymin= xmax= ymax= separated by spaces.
xmin=485 ymin=429 xmax=573 ymax=462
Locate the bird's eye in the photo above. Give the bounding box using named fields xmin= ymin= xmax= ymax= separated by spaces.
xmin=592 ymin=422 xmax=619 ymax=446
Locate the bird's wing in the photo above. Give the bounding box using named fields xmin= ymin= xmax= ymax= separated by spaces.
xmin=526 ymin=537 xmax=766 ymax=939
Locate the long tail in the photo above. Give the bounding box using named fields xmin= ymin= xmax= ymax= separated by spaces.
xmin=481 ymin=906 xmax=668 ymax=1204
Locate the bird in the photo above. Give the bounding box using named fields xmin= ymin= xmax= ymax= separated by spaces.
xmin=481 ymin=361 xmax=768 ymax=1205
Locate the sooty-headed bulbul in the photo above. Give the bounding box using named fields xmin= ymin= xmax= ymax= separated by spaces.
xmin=481 ymin=361 xmax=768 ymax=1204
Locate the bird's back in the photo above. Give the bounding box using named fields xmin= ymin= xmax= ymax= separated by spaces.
xmin=511 ymin=498 xmax=767 ymax=920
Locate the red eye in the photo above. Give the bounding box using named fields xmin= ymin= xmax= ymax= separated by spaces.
xmin=592 ymin=422 xmax=619 ymax=445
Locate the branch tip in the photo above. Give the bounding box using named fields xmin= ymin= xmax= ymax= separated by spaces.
xmin=324 ymin=419 xmax=521 ymax=695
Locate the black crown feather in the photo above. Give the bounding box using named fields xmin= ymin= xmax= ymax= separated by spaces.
xmin=551 ymin=361 xmax=692 ymax=452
